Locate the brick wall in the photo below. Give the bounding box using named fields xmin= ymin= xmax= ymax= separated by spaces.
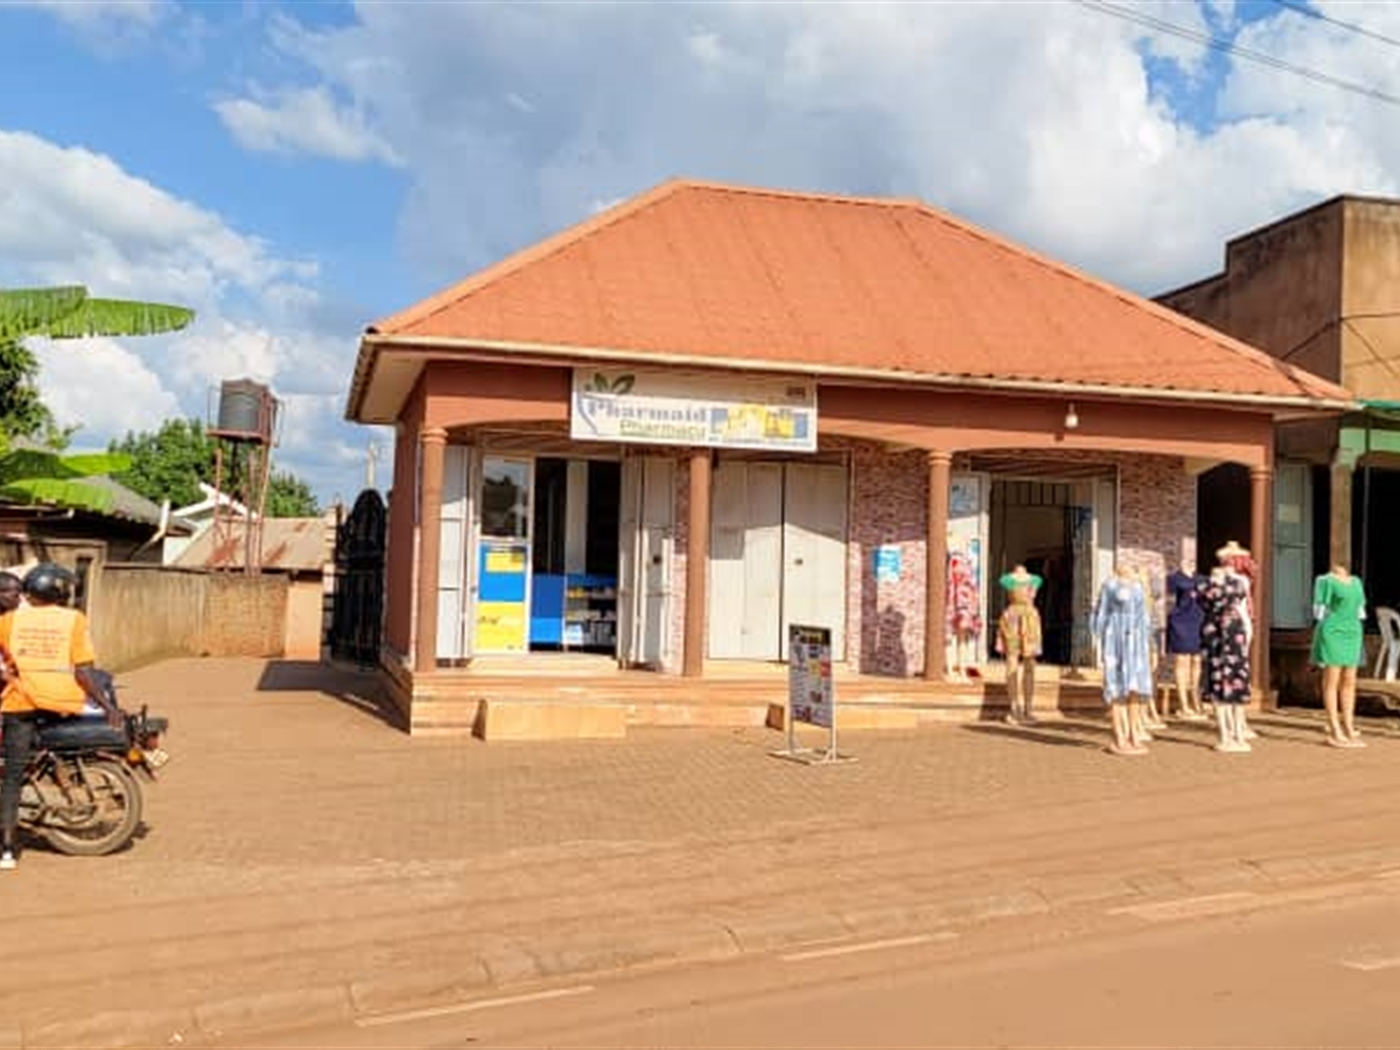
xmin=849 ymin=445 xmax=929 ymax=675
xmin=844 ymin=449 xmax=1196 ymax=677
xmin=91 ymin=565 xmax=289 ymax=671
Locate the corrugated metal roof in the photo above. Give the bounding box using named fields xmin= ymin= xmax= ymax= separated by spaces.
xmin=175 ymin=517 xmax=331 ymax=572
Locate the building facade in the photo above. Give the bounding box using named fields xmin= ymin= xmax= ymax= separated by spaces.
xmin=1159 ymin=196 xmax=1400 ymax=691
xmin=347 ymin=180 xmax=1351 ymax=734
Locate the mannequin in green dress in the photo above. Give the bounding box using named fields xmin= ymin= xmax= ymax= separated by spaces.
xmin=1312 ymin=564 xmax=1367 ymax=748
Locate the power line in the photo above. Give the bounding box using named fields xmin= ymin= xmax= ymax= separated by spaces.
xmin=1269 ymin=0 xmax=1400 ymax=53
xmin=1075 ymin=0 xmax=1400 ymax=108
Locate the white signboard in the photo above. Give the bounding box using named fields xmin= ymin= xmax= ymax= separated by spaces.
xmin=571 ymin=368 xmax=817 ymax=451
xmin=788 ymin=624 xmax=834 ymax=729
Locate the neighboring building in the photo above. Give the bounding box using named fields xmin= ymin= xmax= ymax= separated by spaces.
xmin=175 ymin=513 xmax=336 ymax=659
xmin=0 ymin=474 xmax=193 ymax=607
xmin=163 ymin=482 xmax=251 ymax=564
xmin=346 ymin=179 xmax=1351 ymax=734
xmin=1159 ymin=197 xmax=1400 ymax=683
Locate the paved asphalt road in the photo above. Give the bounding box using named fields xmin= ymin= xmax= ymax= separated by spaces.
xmin=250 ymin=872 xmax=1400 ymax=1048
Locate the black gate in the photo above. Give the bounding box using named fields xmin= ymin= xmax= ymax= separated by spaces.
xmin=329 ymin=488 xmax=386 ymax=666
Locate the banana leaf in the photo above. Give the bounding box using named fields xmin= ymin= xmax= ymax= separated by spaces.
xmin=0 ymin=449 xmax=132 ymax=486
xmin=37 ymin=298 xmax=194 ymax=339
xmin=0 ymin=287 xmax=194 ymax=339
xmin=0 ymin=287 xmax=88 ymax=338
xmin=0 ymin=477 xmax=116 ymax=514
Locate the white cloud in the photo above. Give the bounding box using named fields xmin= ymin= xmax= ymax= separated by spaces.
xmin=238 ymin=0 xmax=1400 ymax=297
xmin=213 ymin=85 xmax=403 ymax=166
xmin=12 ymin=0 xmax=165 ymax=27
xmin=0 ymin=129 xmax=361 ymax=505
xmin=29 ymin=336 xmax=180 ymax=437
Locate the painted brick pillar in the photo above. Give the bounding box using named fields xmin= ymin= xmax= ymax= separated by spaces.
xmin=414 ymin=426 xmax=448 ymax=674
xmin=683 ymin=449 xmax=711 ymax=677
xmin=1250 ymin=465 xmax=1273 ymax=703
xmin=924 ymin=450 xmax=952 ymax=680
xmin=1330 ymin=457 xmax=1353 ymax=571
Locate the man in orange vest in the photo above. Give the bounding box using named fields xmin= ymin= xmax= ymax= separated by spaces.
xmin=0 ymin=563 xmax=118 ymax=869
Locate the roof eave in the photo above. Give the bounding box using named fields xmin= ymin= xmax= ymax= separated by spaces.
xmin=348 ymin=333 xmax=1356 ymax=424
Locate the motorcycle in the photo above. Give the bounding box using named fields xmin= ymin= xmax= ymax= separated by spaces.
xmin=2 ymin=671 xmax=169 ymax=856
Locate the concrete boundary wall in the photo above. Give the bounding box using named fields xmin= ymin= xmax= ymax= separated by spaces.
xmin=91 ymin=564 xmax=288 ymax=671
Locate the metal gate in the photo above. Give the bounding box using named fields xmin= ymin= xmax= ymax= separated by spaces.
xmin=329 ymin=488 xmax=386 ymax=666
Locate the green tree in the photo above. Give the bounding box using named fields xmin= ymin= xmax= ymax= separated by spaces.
xmin=111 ymin=417 xmax=320 ymax=517
xmin=111 ymin=417 xmax=215 ymax=509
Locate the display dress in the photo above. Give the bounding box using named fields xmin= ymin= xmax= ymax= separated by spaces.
xmin=1199 ymin=573 xmax=1251 ymax=704
xmin=996 ymin=572 xmax=1042 ymax=658
xmin=1092 ymin=575 xmax=1154 ymax=702
xmin=947 ymin=549 xmax=982 ymax=638
xmin=1310 ymin=573 xmax=1366 ymax=668
xmin=1165 ymin=570 xmax=1205 ymax=656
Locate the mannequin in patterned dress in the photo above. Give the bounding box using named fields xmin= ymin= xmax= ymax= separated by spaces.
xmin=996 ymin=565 xmax=1042 ymax=724
xmin=1093 ymin=564 xmax=1154 ymax=755
xmin=1200 ymin=541 xmax=1255 ymax=753
xmin=946 ymin=536 xmax=982 ymax=681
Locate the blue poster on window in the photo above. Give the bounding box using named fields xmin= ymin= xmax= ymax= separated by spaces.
xmin=875 ymin=545 xmax=902 ymax=584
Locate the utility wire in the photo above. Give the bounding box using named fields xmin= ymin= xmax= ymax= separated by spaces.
xmin=1075 ymin=0 xmax=1400 ymax=107
xmin=1269 ymin=0 xmax=1400 ymax=53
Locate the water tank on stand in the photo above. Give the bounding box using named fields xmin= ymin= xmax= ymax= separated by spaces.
xmin=215 ymin=379 xmax=269 ymax=441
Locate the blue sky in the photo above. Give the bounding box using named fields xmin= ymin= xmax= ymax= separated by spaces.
xmin=2 ymin=0 xmax=1399 ymax=505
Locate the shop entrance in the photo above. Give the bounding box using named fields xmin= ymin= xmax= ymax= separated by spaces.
xmin=436 ymin=446 xmax=675 ymax=666
xmin=986 ymin=474 xmax=1116 ymax=668
xmin=707 ymin=458 xmax=848 ymax=661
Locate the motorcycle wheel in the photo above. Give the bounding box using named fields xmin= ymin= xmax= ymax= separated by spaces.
xmin=41 ymin=758 xmax=144 ymax=857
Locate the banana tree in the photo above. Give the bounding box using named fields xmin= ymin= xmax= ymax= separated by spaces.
xmin=0 ymin=448 xmax=134 ymax=515
xmin=0 ymin=284 xmax=193 ymax=509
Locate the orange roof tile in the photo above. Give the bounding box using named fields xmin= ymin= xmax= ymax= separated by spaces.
xmin=359 ymin=179 xmax=1353 ymax=412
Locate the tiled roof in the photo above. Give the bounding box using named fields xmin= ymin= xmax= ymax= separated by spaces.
xmin=363 ymin=179 xmax=1353 ymax=407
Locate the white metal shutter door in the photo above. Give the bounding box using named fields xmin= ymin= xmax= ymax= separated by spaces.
xmin=781 ymin=463 xmax=848 ymax=661
xmin=638 ymin=457 xmax=676 ymax=667
xmin=436 ymin=444 xmax=471 ymax=660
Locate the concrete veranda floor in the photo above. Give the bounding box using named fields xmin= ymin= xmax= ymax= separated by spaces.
xmin=6 ymin=656 xmax=1400 ymax=1047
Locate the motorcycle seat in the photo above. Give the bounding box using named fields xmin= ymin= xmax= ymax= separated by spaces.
xmin=35 ymin=718 xmax=127 ymax=752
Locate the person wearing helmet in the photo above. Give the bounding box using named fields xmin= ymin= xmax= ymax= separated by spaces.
xmin=0 ymin=562 xmax=117 ymax=869
xmin=0 ymin=572 xmax=22 ymax=615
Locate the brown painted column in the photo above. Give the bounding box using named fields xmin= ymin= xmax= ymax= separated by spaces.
xmin=1329 ymin=457 xmax=1354 ymax=570
xmin=924 ymin=451 xmax=953 ymax=681
xmin=1250 ymin=464 xmax=1273 ymax=704
xmin=414 ymin=426 xmax=448 ymax=674
xmin=683 ymin=450 xmax=712 ymax=678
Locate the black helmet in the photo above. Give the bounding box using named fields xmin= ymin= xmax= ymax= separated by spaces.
xmin=23 ymin=562 xmax=74 ymax=604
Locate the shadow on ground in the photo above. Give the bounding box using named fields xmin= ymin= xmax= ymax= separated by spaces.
xmin=256 ymin=660 xmax=404 ymax=730
xmin=962 ymin=720 xmax=1109 ymax=749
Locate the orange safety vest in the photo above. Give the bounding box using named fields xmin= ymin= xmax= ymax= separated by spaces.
xmin=5 ymin=604 xmax=88 ymax=714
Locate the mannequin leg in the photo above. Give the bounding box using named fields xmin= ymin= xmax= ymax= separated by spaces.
xmin=1109 ymin=701 xmax=1143 ymax=754
xmin=1214 ymin=703 xmax=1234 ymax=751
xmin=1004 ymin=651 xmax=1022 ymax=723
xmin=1239 ymin=704 xmax=1258 ymax=741
xmin=1145 ymin=686 xmax=1167 ymax=730
xmin=1128 ymin=697 xmax=1152 ymax=748
xmin=1187 ymin=655 xmax=1203 ymax=717
xmin=1172 ymin=654 xmax=1189 ymax=719
xmin=1321 ymin=665 xmax=1344 ymax=743
xmin=1021 ymin=658 xmax=1037 ymax=723
xmin=1341 ymin=666 xmax=1363 ymax=745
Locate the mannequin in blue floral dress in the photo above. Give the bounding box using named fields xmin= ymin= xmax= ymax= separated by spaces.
xmin=1093 ymin=566 xmax=1154 ymax=755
